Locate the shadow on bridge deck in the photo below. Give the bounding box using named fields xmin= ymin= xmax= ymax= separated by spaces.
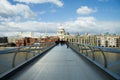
xmin=7 ymin=44 xmax=112 ymax=80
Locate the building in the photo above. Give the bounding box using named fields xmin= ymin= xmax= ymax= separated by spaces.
xmin=67 ymin=32 xmax=120 ymax=48
xmin=0 ymin=37 xmax=8 ymax=43
xmin=96 ymin=34 xmax=119 ymax=47
xmin=118 ymin=37 xmax=120 ymax=47
xmin=8 ymin=36 xmax=22 ymax=44
xmin=57 ymin=27 xmax=66 ymax=41
xmin=18 ymin=32 xmax=33 ymax=37
xmin=16 ymin=37 xmax=37 ymax=47
xmin=40 ymin=36 xmax=59 ymax=43
xmin=0 ymin=37 xmax=8 ymax=47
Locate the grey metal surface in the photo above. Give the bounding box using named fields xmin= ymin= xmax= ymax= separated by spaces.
xmin=8 ymin=44 xmax=111 ymax=80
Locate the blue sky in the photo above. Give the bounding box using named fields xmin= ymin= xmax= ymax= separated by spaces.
xmin=0 ymin=0 xmax=120 ymax=36
xmin=29 ymin=0 xmax=120 ymax=21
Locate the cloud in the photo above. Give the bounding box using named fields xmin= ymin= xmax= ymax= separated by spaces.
xmin=63 ymin=16 xmax=97 ymax=33
xmin=65 ymin=17 xmax=96 ymax=27
xmin=62 ymin=17 xmax=120 ymax=34
xmin=96 ymin=21 xmax=120 ymax=33
xmin=0 ymin=21 xmax=60 ymax=33
xmin=0 ymin=0 xmax=35 ymax=21
xmin=39 ymin=11 xmax=46 ymax=15
xmin=76 ymin=6 xmax=97 ymax=15
xmin=0 ymin=32 xmax=20 ymax=37
xmin=14 ymin=0 xmax=64 ymax=7
xmin=0 ymin=16 xmax=120 ymax=36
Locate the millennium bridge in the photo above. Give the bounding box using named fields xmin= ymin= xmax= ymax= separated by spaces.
xmin=0 ymin=42 xmax=120 ymax=80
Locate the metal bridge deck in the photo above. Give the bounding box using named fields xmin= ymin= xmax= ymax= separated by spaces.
xmin=8 ymin=44 xmax=111 ymax=80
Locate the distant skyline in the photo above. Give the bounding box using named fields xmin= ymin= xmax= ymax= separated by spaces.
xmin=0 ymin=0 xmax=120 ymax=36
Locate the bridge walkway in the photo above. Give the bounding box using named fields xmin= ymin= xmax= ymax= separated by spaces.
xmin=8 ymin=44 xmax=111 ymax=80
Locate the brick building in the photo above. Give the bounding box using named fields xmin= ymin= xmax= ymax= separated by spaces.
xmin=16 ymin=37 xmax=37 ymax=47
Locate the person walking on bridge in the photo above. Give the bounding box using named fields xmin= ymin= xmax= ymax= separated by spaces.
xmin=66 ymin=39 xmax=69 ymax=48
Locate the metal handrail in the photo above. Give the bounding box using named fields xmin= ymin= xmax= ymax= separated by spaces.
xmin=94 ymin=46 xmax=120 ymax=53
xmin=96 ymin=47 xmax=108 ymax=68
xmin=87 ymin=45 xmax=95 ymax=60
xmin=69 ymin=42 xmax=120 ymax=79
xmin=69 ymin=42 xmax=120 ymax=68
xmin=0 ymin=42 xmax=55 ymax=69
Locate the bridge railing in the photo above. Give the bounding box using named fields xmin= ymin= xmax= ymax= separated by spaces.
xmin=0 ymin=42 xmax=55 ymax=75
xmin=69 ymin=42 xmax=120 ymax=79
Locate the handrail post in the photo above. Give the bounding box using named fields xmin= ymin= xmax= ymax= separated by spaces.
xmin=33 ymin=45 xmax=38 ymax=56
xmin=88 ymin=46 xmax=95 ymax=61
xmin=83 ymin=45 xmax=88 ymax=56
xmin=77 ymin=44 xmax=80 ymax=52
xmin=12 ymin=48 xmax=19 ymax=68
xmin=79 ymin=45 xmax=82 ymax=53
xmin=98 ymin=48 xmax=107 ymax=68
xmin=81 ymin=45 xmax=84 ymax=53
xmin=26 ymin=45 xmax=32 ymax=60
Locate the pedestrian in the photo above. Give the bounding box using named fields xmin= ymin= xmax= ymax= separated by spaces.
xmin=66 ymin=39 xmax=69 ymax=48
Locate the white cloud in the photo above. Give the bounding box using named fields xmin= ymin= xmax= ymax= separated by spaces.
xmin=0 ymin=0 xmax=35 ymax=21
xmin=14 ymin=0 xmax=64 ymax=7
xmin=0 ymin=21 xmax=60 ymax=33
xmin=0 ymin=32 xmax=21 ymax=37
xmin=77 ymin=6 xmax=97 ymax=15
xmin=62 ymin=17 xmax=120 ymax=34
xmin=63 ymin=16 xmax=97 ymax=33
xmin=0 ymin=16 xmax=120 ymax=36
xmin=39 ymin=11 xmax=46 ymax=15
xmin=65 ymin=17 xmax=96 ymax=28
xmin=96 ymin=21 xmax=120 ymax=33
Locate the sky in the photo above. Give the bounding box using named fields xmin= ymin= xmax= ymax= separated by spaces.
xmin=0 ymin=0 xmax=120 ymax=36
